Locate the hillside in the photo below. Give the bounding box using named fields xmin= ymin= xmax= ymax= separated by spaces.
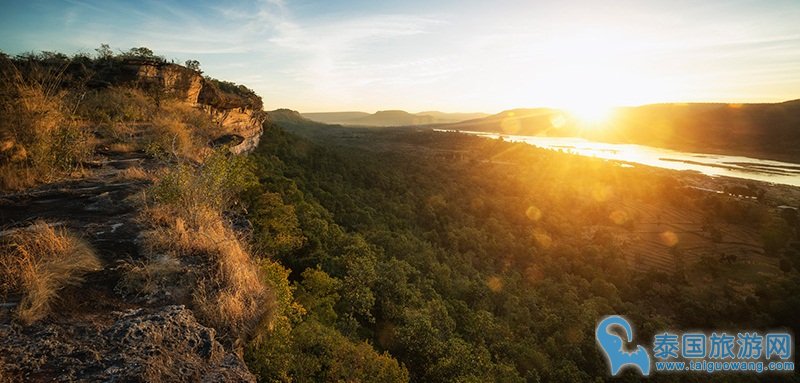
xmin=0 ymin=49 xmax=411 ymax=382
xmin=0 ymin=50 xmax=269 ymax=381
xmin=269 ymin=108 xmax=332 ymax=129
xmin=446 ymin=108 xmax=572 ymax=135
xmin=301 ymin=111 xmax=370 ymax=124
xmin=446 ymin=101 xmax=800 ymax=162
xmin=303 ymin=110 xmax=488 ymax=126
xmin=252 ymin=118 xmax=800 ymax=382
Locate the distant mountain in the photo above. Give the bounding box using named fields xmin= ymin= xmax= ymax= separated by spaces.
xmin=301 ymin=111 xmax=370 ymax=124
xmin=445 ymin=100 xmax=800 ymax=162
xmin=268 ymin=109 xmax=333 ymax=130
xmin=301 ymin=110 xmax=489 ymax=127
xmin=415 ymin=111 xmax=491 ymax=123
xmin=444 ymin=108 xmax=576 ymax=136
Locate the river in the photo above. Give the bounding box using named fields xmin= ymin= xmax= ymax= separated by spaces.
xmin=441 ymin=130 xmax=800 ymax=187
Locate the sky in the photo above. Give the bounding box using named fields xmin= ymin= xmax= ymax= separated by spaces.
xmin=1 ymin=0 xmax=800 ymax=113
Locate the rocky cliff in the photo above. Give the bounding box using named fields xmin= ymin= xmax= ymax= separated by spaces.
xmin=0 ymin=55 xmax=267 ymax=381
xmin=126 ymin=59 xmax=265 ymax=154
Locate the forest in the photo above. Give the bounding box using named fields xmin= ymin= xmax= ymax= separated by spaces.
xmin=241 ymin=117 xmax=800 ymax=382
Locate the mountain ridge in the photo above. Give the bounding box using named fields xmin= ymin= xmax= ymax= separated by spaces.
xmin=302 ymin=110 xmax=489 ymax=126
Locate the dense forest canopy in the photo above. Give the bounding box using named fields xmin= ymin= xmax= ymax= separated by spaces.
xmin=241 ymin=117 xmax=800 ymax=382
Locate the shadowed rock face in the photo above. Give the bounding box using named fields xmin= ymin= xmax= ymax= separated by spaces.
xmin=0 ymin=305 xmax=255 ymax=382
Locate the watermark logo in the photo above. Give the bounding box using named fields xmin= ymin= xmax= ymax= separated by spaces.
xmin=595 ymin=315 xmax=652 ymax=376
xmin=596 ymin=316 xmax=795 ymax=376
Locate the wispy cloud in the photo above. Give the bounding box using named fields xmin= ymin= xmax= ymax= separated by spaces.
xmin=2 ymin=0 xmax=800 ymax=111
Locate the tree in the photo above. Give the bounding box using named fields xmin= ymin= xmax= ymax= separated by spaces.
xmin=185 ymin=59 xmax=201 ymax=72
xmin=95 ymin=43 xmax=113 ymax=60
xmin=295 ymin=267 xmax=341 ymax=325
xmin=124 ymin=47 xmax=162 ymax=61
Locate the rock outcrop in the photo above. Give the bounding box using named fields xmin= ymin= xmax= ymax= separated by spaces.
xmin=0 ymin=56 xmax=268 ymax=381
xmin=0 ymin=151 xmax=256 ymax=381
xmin=126 ymin=59 xmax=265 ymax=154
xmin=0 ymin=305 xmax=255 ymax=382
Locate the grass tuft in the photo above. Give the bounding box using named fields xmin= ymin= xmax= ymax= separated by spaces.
xmin=0 ymin=221 xmax=101 ymax=324
xmin=133 ymin=151 xmax=270 ymax=344
xmin=116 ymin=166 xmax=152 ymax=181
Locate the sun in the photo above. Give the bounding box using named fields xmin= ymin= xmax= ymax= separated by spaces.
xmin=567 ymin=102 xmax=614 ymax=125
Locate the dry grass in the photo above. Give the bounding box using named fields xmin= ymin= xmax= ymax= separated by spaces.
xmin=116 ymin=255 xmax=186 ymax=300
xmin=141 ymin=100 xmax=225 ymax=162
xmin=144 ymin=114 xmax=197 ymax=160
xmin=108 ymin=142 xmax=138 ymax=153
xmin=140 ymin=203 xmax=273 ymax=343
xmin=116 ymin=166 xmax=152 ymax=181
xmin=161 ymin=99 xmax=223 ymax=139
xmin=0 ymin=58 xmax=92 ymax=190
xmin=75 ymin=87 xmax=155 ymax=126
xmin=0 ymin=221 xmax=101 ymax=324
xmin=0 ymin=166 xmax=36 ymax=190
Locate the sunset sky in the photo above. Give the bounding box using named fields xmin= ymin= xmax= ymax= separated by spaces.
xmin=1 ymin=0 xmax=799 ymax=113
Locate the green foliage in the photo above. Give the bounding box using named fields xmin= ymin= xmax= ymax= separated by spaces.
xmin=295 ymin=267 xmax=341 ymax=326
xmin=289 ymin=320 xmax=409 ymax=383
xmin=761 ymin=217 xmax=792 ymax=256
xmin=122 ymin=46 xmax=164 ymax=62
xmin=152 ymin=149 xmax=257 ymax=211
xmin=95 ymin=43 xmax=113 ymax=60
xmin=243 ymin=122 xmax=800 ymax=382
xmin=246 ymin=261 xmax=407 ymax=383
xmin=249 ymin=192 xmax=306 ymax=258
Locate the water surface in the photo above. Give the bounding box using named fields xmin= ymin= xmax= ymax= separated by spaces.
xmin=444 ymin=130 xmax=800 ymax=187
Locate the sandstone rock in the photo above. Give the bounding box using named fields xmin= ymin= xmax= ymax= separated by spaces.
xmin=127 ymin=60 xmax=265 ymax=154
xmin=0 ymin=305 xmax=255 ymax=382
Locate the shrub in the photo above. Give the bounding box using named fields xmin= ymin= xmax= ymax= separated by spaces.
xmin=151 ymin=149 xmax=256 ymax=212
xmin=0 ymin=57 xmax=92 ymax=189
xmin=115 ymin=166 xmax=152 ymax=181
xmin=159 ymin=99 xmax=223 ymax=147
xmin=75 ymin=87 xmax=155 ymax=126
xmin=0 ymin=221 xmax=101 ymax=324
xmin=141 ymin=203 xmax=273 ymax=344
xmin=137 ymin=151 xmax=266 ymax=344
xmin=143 ymin=113 xmax=196 ymax=160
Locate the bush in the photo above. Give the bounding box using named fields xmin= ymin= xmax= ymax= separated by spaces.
xmin=140 ymin=203 xmax=273 ymax=344
xmin=151 ymin=149 xmax=256 ymax=211
xmin=137 ymin=150 xmax=266 ymax=344
xmin=0 ymin=221 xmax=101 ymax=324
xmin=0 ymin=58 xmax=92 ymax=189
xmin=144 ymin=113 xmax=197 ymax=160
xmin=75 ymin=87 xmax=155 ymax=125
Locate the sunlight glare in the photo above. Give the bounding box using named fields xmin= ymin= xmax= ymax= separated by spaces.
xmin=567 ymin=101 xmax=613 ymax=125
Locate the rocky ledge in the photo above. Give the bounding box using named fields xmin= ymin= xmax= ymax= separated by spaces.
xmin=0 ymin=305 xmax=255 ymax=382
